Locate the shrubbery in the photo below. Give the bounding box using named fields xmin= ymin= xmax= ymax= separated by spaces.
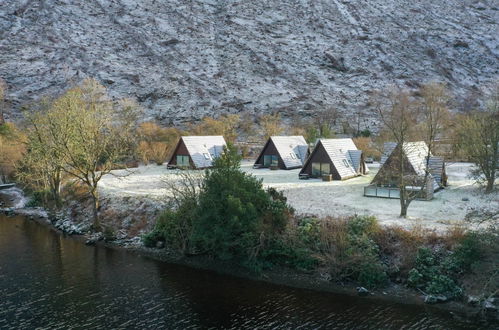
xmin=143 ymin=146 xmax=496 ymax=296
xmin=143 ymin=144 xmax=295 ymax=270
xmin=313 ymin=216 xmax=387 ymax=288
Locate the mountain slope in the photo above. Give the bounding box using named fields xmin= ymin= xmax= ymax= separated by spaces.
xmin=1 ymin=0 xmax=498 ymax=129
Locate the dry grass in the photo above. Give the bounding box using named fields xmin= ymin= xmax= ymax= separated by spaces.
xmin=373 ymin=224 xmax=470 ymax=277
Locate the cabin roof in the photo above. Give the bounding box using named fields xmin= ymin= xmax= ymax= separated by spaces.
xmin=180 ymin=136 xmax=226 ymax=168
xmin=374 ymin=141 xmax=443 ymax=190
xmin=268 ymin=136 xmax=309 ymax=169
xmin=401 ymin=141 xmax=431 ymax=176
xmin=380 ymin=142 xmax=397 ymax=164
xmin=302 ymin=138 xmax=367 ymax=179
xmin=321 ymin=138 xmax=365 ymax=179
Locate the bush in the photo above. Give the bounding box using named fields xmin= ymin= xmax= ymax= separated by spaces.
xmin=407 ymin=247 xmax=462 ymax=298
xmin=25 ymin=190 xmax=52 ymax=207
xmin=347 ymin=215 xmax=379 ymax=237
xmin=192 ymin=144 xmax=292 ymax=264
xmin=142 ymin=198 xmax=196 ymax=252
xmin=316 ymin=216 xmax=387 ymax=288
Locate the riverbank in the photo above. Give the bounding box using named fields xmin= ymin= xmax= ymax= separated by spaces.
xmin=2 ymin=214 xmax=489 ymax=329
xmin=1 ymin=187 xmax=497 ymax=325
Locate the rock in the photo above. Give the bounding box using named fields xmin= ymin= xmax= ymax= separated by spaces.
xmin=467 ymin=295 xmax=480 ymax=306
xmin=320 ymin=273 xmax=332 ymax=281
xmin=356 ymin=287 xmax=369 ymax=296
xmin=424 ymin=295 xmax=448 ymax=304
xmin=462 ymin=197 xmax=470 ymax=201
xmin=483 ymin=298 xmax=497 ymax=311
xmin=156 ymin=241 xmax=165 ymax=249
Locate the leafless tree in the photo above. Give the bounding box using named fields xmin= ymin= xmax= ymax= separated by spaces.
xmin=456 ymin=82 xmax=499 ymax=193
xmin=375 ymin=85 xmax=446 ymax=217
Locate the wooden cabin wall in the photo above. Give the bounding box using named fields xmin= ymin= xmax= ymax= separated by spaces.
xmin=169 ymin=139 xmax=194 ymax=168
xmin=302 ymin=143 xmax=341 ymax=180
xmin=255 ymin=140 xmax=285 ymax=169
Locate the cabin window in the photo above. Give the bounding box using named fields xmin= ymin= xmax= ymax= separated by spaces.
xmin=312 ymin=163 xmax=330 ymax=177
xmin=177 ymin=155 xmax=190 ymax=167
xmin=342 ymin=159 xmax=351 ymax=168
xmin=263 ymin=155 xmax=278 ymax=167
xmin=290 ymin=153 xmax=296 ymax=159
xmin=203 ymin=153 xmax=211 ymax=160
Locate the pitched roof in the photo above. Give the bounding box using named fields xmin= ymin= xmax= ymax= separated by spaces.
xmin=269 ymin=136 xmax=309 ymax=169
xmin=402 ymin=141 xmax=430 ymax=176
xmin=323 ymin=138 xmax=363 ymax=179
xmin=380 ymin=142 xmax=397 ymax=164
xmin=374 ymin=141 xmax=442 ymax=190
xmin=180 ymin=136 xmax=226 ymax=168
xmin=428 ymin=156 xmax=445 ymax=188
xmin=302 ymin=138 xmax=367 ymax=179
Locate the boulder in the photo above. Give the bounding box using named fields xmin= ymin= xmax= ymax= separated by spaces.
xmin=467 ymin=295 xmax=480 ymax=306
xmin=424 ymin=294 xmax=448 ymax=304
xmin=356 ymin=287 xmax=369 ymax=297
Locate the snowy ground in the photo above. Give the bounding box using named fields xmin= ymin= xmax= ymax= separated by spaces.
xmin=99 ymin=161 xmax=498 ymax=230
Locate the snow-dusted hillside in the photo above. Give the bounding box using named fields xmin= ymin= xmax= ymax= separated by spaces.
xmin=1 ymin=0 xmax=498 ymax=128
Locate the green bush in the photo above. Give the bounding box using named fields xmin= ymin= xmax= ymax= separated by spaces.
xmin=260 ymin=236 xmax=318 ymax=271
xmin=315 ymin=216 xmax=387 ymax=288
xmin=408 ymin=247 xmax=462 ymax=298
xmin=347 ymin=215 xmax=379 ymax=237
xmin=192 ymin=144 xmax=292 ymax=264
xmin=450 ymin=232 xmax=482 ymax=272
xmin=358 ymin=262 xmax=388 ymax=288
xmin=142 ymin=198 xmax=196 ymax=252
xmin=25 ymin=190 xmax=52 ymax=207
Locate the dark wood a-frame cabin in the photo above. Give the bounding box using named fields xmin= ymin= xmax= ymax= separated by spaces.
xmin=254 ymin=136 xmax=309 ymax=170
xmin=299 ymin=138 xmax=368 ymax=180
xmin=167 ymin=136 xmax=226 ymax=169
xmin=365 ymin=141 xmax=446 ymax=200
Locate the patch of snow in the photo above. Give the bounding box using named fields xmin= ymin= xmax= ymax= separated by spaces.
xmin=98 ymin=161 xmax=498 ymax=231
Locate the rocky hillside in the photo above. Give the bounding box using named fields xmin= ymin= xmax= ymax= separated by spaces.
xmin=1 ymin=0 xmax=498 ymax=129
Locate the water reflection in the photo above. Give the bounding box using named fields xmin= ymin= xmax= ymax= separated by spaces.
xmin=0 ymin=215 xmax=485 ymax=329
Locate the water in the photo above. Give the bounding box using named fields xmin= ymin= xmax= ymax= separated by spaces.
xmin=0 ymin=215 xmax=486 ymax=329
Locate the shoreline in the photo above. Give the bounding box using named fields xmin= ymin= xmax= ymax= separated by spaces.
xmin=1 ymin=206 xmax=492 ymax=324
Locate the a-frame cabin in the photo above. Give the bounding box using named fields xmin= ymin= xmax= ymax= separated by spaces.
xmin=299 ymin=138 xmax=368 ymax=180
xmin=167 ymin=136 xmax=226 ymax=169
xmin=254 ymin=136 xmax=309 ymax=170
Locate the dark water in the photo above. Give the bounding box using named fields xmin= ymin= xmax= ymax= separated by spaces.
xmin=0 ymin=215 xmax=486 ymax=329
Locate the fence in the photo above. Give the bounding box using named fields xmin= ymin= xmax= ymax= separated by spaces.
xmin=363 ymin=185 xmax=400 ymax=199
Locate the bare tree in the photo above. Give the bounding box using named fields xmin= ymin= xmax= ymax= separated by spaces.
xmin=457 ymin=83 xmax=499 ymax=193
xmin=376 ymin=84 xmax=451 ymax=217
xmin=259 ymin=113 xmax=284 ymax=140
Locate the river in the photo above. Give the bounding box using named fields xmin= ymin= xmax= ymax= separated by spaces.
xmin=0 ymin=215 xmax=485 ymax=329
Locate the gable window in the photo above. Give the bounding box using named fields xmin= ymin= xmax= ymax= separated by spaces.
xmin=342 ymin=159 xmax=350 ymax=168
xmin=203 ymin=153 xmax=211 ymax=160
xmin=263 ymin=155 xmax=279 ymax=167
xmin=177 ymin=155 xmax=190 ymax=167
xmin=312 ymin=163 xmax=330 ymax=177
xmin=290 ymin=152 xmax=297 ymax=159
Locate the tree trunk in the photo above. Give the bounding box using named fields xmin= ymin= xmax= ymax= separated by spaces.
xmin=91 ymin=189 xmax=100 ymax=231
xmin=51 ymin=173 xmax=62 ymax=207
xmin=399 ymin=185 xmax=408 ymax=217
xmin=485 ymin=176 xmax=495 ymax=193
xmin=400 ymin=198 xmax=409 ymax=218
